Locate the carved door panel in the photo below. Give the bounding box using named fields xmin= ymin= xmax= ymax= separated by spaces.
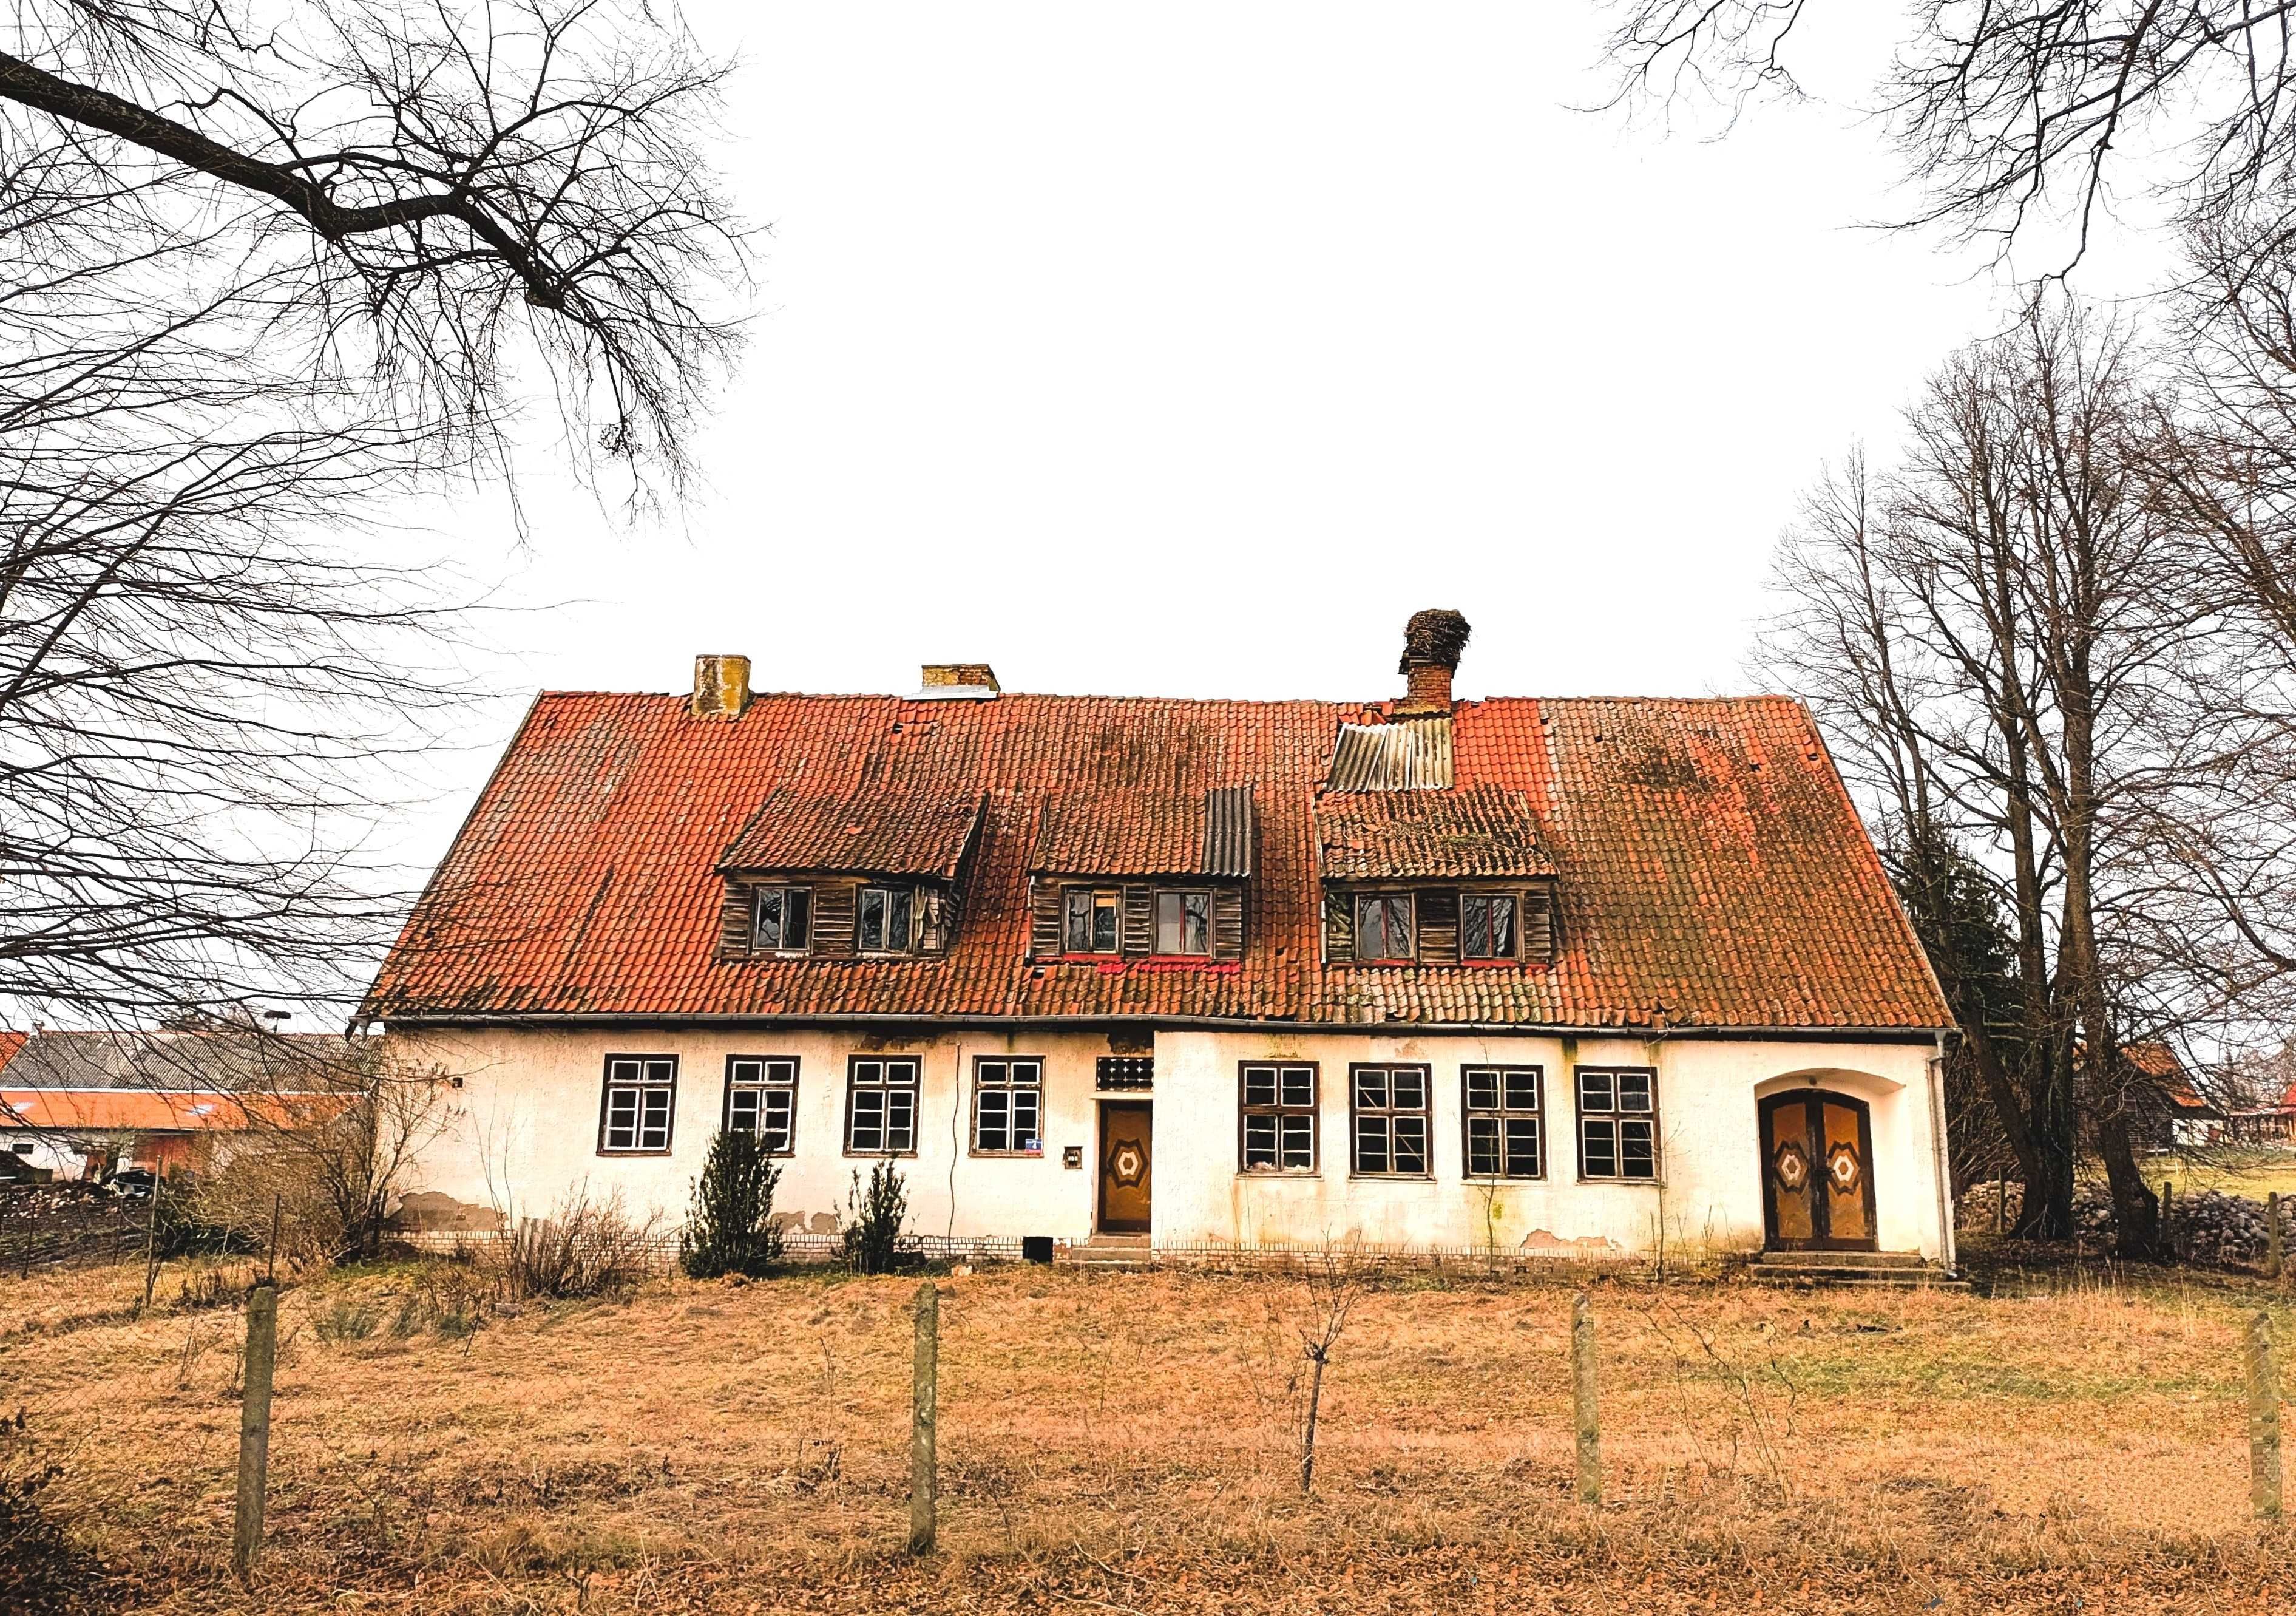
xmin=1763 ymin=1095 xmax=1818 ymax=1246
xmin=1760 ymin=1091 xmax=1878 ymax=1251
xmin=1098 ymin=1102 xmax=1151 ymax=1234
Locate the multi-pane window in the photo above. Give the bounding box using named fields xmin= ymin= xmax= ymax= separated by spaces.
xmin=1239 ymin=1062 xmax=1318 ymax=1172
xmin=1577 ymin=1067 xmax=1658 ymax=1180
xmin=858 ymin=886 xmax=916 ymax=953
xmin=1154 ymin=889 xmax=1211 ymax=956
xmin=724 ymin=1056 xmax=798 ymax=1155
xmin=972 ymin=1058 xmax=1044 ymax=1153
xmin=1461 ymin=893 xmax=1517 ymax=961
xmin=1353 ymin=893 xmax=1415 ymax=961
xmin=846 ymin=1057 xmax=921 ymax=1153
xmin=1351 ymin=1065 xmax=1431 ymax=1176
xmin=750 ymin=885 xmax=813 ymax=952
xmin=598 ymin=1056 xmax=677 ymax=1153
xmin=1464 ymin=1065 xmax=1543 ymax=1178
xmin=1064 ymin=888 xmax=1120 ymax=954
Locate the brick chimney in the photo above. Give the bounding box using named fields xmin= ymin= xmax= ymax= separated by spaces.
xmin=691 ymin=654 xmax=752 ymax=719
xmin=916 ymin=663 xmax=1000 ymax=700
xmin=1395 ymin=609 xmax=1470 ymax=713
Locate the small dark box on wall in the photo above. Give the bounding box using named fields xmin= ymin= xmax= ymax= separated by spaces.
xmin=1062 ymin=1145 xmax=1083 ymax=1169
xmin=1021 ymin=1235 xmax=1055 ymax=1265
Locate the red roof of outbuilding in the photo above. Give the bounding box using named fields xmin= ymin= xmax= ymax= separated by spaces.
xmin=366 ymin=690 xmax=1951 ymax=1031
xmin=0 ymin=1089 xmax=350 ymax=1134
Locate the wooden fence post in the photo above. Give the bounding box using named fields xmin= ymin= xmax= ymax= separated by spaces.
xmin=2249 ymin=1311 xmax=2283 ymax=1522
xmin=141 ymin=1177 xmax=164 ymax=1311
xmin=1571 ymin=1291 xmax=1601 ymax=1507
xmin=2270 ymin=1193 xmax=2283 ymax=1282
xmin=233 ymin=1280 xmax=279 ymax=1582
xmin=909 ymin=1279 xmax=938 ymax=1553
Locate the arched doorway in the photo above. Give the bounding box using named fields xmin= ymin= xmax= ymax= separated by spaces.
xmin=1759 ymin=1090 xmax=1878 ymax=1251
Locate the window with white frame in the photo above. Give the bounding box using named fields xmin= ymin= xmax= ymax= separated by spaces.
xmin=1460 ymin=892 xmax=1517 ymax=960
xmin=598 ymin=1055 xmax=677 ymax=1154
xmin=1353 ymin=892 xmax=1415 ymax=961
xmin=724 ymin=1056 xmax=799 ymax=1155
xmin=972 ymin=1058 xmax=1044 ymax=1154
xmin=750 ymin=885 xmax=813 ymax=952
xmin=1154 ymin=889 xmax=1211 ymax=956
xmin=857 ymin=885 xmax=916 ymax=953
xmin=1239 ymin=1062 xmax=1318 ymax=1172
xmin=1576 ymin=1067 xmax=1658 ymax=1180
xmin=845 ymin=1056 xmax=921 ymax=1153
xmin=1351 ymin=1064 xmax=1431 ymax=1176
xmin=1463 ymin=1065 xmax=1542 ymax=1178
xmin=1064 ymin=887 xmax=1120 ymax=954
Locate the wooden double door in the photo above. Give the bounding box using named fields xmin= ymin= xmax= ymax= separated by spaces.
xmin=1759 ymin=1090 xmax=1877 ymax=1251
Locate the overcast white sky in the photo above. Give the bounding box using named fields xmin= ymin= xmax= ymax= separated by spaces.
xmin=408 ymin=2 xmax=2166 ymax=864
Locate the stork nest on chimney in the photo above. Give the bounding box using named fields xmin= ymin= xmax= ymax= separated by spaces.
xmin=1398 ymin=609 xmax=1471 ymax=673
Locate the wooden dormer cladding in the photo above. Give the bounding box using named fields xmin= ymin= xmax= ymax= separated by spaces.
xmin=1321 ymin=881 xmax=1555 ymax=965
xmin=1028 ymin=786 xmax=1255 ymax=963
xmin=713 ymin=789 xmax=984 ymax=960
xmin=1313 ymin=784 xmax=1557 ymax=966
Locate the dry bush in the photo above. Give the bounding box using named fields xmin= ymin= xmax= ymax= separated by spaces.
xmin=496 ymin=1188 xmax=662 ymax=1301
xmin=183 ymin=1144 xmax=345 ymax=1271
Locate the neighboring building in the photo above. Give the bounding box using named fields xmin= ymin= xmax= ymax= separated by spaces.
xmin=0 ymin=1030 xmax=357 ymax=1178
xmin=2229 ymin=1084 xmax=2296 ymax=1145
xmin=0 ymin=1087 xmax=342 ymax=1179
xmin=365 ymin=613 xmax=1959 ymax=1263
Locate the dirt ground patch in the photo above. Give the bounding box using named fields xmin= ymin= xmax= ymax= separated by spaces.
xmin=5 ymin=1252 xmax=2292 ymax=1612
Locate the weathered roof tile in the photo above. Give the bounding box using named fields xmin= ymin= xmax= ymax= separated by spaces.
xmin=367 ymin=691 xmax=1950 ymax=1031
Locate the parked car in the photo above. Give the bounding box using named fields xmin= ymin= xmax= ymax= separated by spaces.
xmin=103 ymin=1167 xmax=157 ymax=1202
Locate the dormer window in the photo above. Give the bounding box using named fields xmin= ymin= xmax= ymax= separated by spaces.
xmin=858 ymin=885 xmax=916 ymax=954
xmin=1154 ymin=889 xmax=1212 ymax=956
xmin=1064 ymin=887 xmax=1121 ymax=954
xmin=1461 ymin=892 xmax=1516 ymax=960
xmin=751 ymin=885 xmax=813 ymax=953
xmin=1353 ymin=892 xmax=1415 ymax=962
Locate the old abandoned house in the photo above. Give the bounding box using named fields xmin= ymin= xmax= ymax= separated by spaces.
xmin=366 ymin=611 xmax=1959 ymax=1265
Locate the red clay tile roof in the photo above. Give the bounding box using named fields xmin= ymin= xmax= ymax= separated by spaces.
xmin=717 ymin=789 xmax=983 ymax=878
xmin=367 ymin=691 xmax=1951 ymax=1031
xmin=1033 ymin=787 xmax=1255 ymax=878
xmin=0 ymin=1089 xmax=350 ymax=1133
xmin=1316 ymin=786 xmax=1556 ymax=880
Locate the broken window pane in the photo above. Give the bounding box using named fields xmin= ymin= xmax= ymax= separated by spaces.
xmin=1461 ymin=893 xmax=1516 ymax=960
xmin=859 ymin=886 xmax=914 ymax=952
xmin=1349 ymin=1064 xmax=1430 ymax=1176
xmin=1239 ymin=1062 xmax=1316 ymax=1172
xmin=1353 ymin=894 xmax=1414 ymax=960
xmin=1463 ymin=1065 xmax=1542 ymax=1179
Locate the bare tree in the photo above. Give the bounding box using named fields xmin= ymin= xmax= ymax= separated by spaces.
xmin=0 ymin=0 xmax=745 ymax=1027
xmin=1599 ymin=1 xmax=2296 ymax=273
xmin=1763 ymin=305 xmax=2257 ymax=1255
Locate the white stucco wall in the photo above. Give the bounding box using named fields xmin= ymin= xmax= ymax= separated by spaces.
xmin=386 ymin=1024 xmax=1949 ymax=1260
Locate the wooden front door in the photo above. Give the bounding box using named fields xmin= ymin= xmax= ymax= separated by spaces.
xmin=1760 ymin=1090 xmax=1878 ymax=1251
xmin=1097 ymin=1101 xmax=1152 ymax=1234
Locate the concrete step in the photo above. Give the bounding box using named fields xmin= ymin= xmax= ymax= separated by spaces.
xmin=1752 ymin=1249 xmax=1926 ymax=1269
xmin=1054 ymin=1234 xmax=1155 ymax=1270
xmin=1744 ymin=1263 xmax=1966 ymax=1291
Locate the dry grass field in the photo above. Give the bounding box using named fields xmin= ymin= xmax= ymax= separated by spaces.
xmin=5 ymin=1247 xmax=2294 ymax=1614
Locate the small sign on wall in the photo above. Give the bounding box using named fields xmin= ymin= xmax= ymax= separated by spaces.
xmin=1062 ymin=1146 xmax=1083 ymax=1169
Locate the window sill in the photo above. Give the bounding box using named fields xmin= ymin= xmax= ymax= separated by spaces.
xmin=844 ymin=1149 xmax=921 ymax=1159
xmin=968 ymin=1150 xmax=1046 ymax=1160
xmin=1576 ymin=1176 xmax=1665 ymax=1187
xmin=596 ymin=1149 xmax=674 ymax=1159
xmin=1346 ymin=1172 xmax=1437 ymax=1184
xmin=1463 ymin=1173 xmax=1548 ymax=1184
